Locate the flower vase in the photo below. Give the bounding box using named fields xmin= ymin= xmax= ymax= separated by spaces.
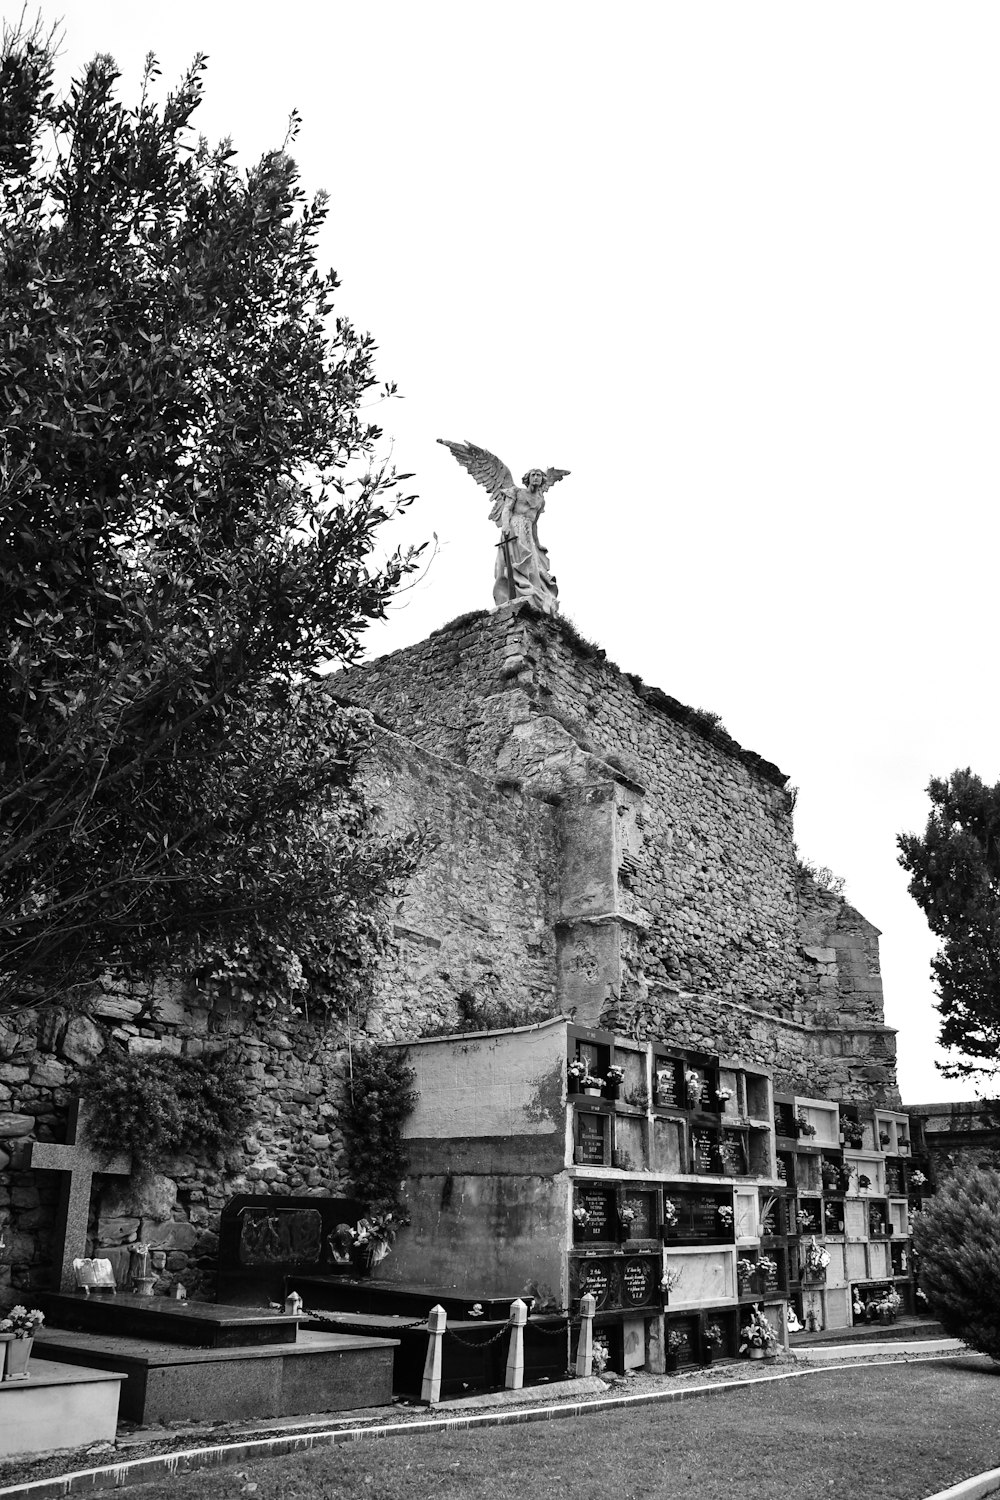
xmin=603 ymin=1083 xmax=620 ymax=1102
xmin=5 ymin=1336 xmax=32 ymax=1380
xmin=567 ymin=1076 xmax=580 ymax=1095
xmin=664 ymin=1353 xmax=679 ymax=1373
xmin=582 ymin=1086 xmax=601 ymax=1097
xmin=352 ymin=1247 xmax=377 ymax=1278
xmin=701 ymin=1348 xmax=713 ymax=1366
xmin=748 ymin=1345 xmax=765 ymax=1360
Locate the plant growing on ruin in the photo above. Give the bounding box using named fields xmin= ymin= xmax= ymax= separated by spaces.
xmin=79 ymin=1049 xmax=253 ymax=1172
xmin=912 ymin=1166 xmax=1000 ymax=1359
xmin=340 ymin=1045 xmax=417 ymax=1216
xmin=0 ymin=23 xmax=420 ymax=1020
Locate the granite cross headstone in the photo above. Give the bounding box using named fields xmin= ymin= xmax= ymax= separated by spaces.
xmin=18 ymin=1098 xmax=131 ymax=1290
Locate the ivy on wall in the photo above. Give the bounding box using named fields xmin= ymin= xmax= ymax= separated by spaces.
xmin=340 ymin=1044 xmax=417 ymax=1214
xmin=79 ymin=1049 xmax=253 ymax=1173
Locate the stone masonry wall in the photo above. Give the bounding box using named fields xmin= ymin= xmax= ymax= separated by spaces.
xmin=337 ymin=602 xmax=898 ymax=1102
xmin=0 ymin=723 xmax=558 ymax=1297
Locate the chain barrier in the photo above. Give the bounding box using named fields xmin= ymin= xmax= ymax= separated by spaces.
xmin=305 ymin=1308 xmax=429 ymax=1333
xmin=445 ymin=1322 xmax=512 ymax=1350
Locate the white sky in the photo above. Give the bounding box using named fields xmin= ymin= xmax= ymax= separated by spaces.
xmin=43 ymin=0 xmax=1000 ymax=1103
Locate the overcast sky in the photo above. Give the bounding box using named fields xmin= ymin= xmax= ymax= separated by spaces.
xmin=45 ymin=1 xmax=1000 ymax=1104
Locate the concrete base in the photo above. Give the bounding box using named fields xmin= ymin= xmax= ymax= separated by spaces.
xmin=793 ymin=1337 xmax=964 ymax=1363
xmin=34 ymin=1327 xmax=397 ymax=1424
xmin=0 ymin=1358 xmax=125 ymax=1459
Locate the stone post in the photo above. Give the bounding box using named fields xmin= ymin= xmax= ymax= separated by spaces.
xmin=504 ymin=1298 xmax=528 ymax=1390
xmin=575 ymin=1292 xmax=596 ymax=1377
xmin=421 ymin=1303 xmax=447 ymax=1405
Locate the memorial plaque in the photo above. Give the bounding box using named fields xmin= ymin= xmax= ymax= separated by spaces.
xmin=774 ymin=1101 xmax=796 ymax=1138
xmin=577 ymin=1112 xmax=607 ymax=1166
xmin=691 ymin=1193 xmax=720 ymax=1237
xmin=577 ymin=1187 xmax=614 ymax=1241
xmin=760 ymin=1256 xmax=782 ymax=1295
xmin=654 ymin=1062 xmax=680 ymax=1109
xmin=239 ymin=1207 xmax=323 ymax=1267
xmin=721 ymin=1131 xmax=748 ymax=1176
xmin=693 ymin=1132 xmax=715 ymax=1174
xmin=623 ymin=1192 xmax=655 ymax=1240
xmin=885 ymin=1161 xmax=904 ymax=1196
xmin=621 ymin=1256 xmax=657 ymax=1308
xmin=577 ymin=1258 xmax=613 ymax=1309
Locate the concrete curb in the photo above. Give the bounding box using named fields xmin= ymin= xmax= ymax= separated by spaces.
xmin=0 ymin=1352 xmax=981 ymax=1500
xmin=923 ymin=1469 xmax=1000 ymax=1500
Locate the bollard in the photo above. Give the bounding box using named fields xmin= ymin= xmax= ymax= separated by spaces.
xmin=575 ymin=1292 xmax=596 ymax=1377
xmin=504 ymin=1298 xmax=528 ymax=1390
xmin=421 ymin=1303 xmax=447 ymax=1405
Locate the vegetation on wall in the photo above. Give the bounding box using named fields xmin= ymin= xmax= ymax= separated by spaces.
xmin=912 ymin=1166 xmax=1000 ymax=1360
xmin=340 ymin=1045 xmax=418 ymax=1214
xmin=0 ymin=22 xmax=421 ymax=1020
xmin=79 ymin=1049 xmax=253 ymax=1173
xmin=898 ymin=769 xmax=1000 ymax=1079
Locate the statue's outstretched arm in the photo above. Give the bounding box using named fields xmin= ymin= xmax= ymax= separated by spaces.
xmin=438 ymin=438 xmax=515 ymax=526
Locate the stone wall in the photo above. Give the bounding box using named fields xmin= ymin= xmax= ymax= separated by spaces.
xmin=0 ymin=601 xmax=900 ymax=1298
xmin=337 ymin=602 xmax=899 ymax=1103
xmin=0 ymin=718 xmax=560 ymax=1297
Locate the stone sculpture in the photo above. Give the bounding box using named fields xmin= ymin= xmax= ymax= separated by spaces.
xmin=438 ymin=439 xmax=569 ymax=613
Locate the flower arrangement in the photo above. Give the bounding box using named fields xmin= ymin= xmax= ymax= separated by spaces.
xmin=875 ymin=1290 xmax=901 ymax=1317
xmin=739 ymin=1305 xmax=778 ymax=1354
xmin=604 ymin=1065 xmax=625 ymax=1085
xmin=684 ymin=1068 xmax=703 ymax=1106
xmin=911 ymin=1170 xmax=927 ymax=1187
xmin=803 ymin=1237 xmax=830 ymax=1275
xmin=841 ymin=1118 xmax=865 ymax=1147
xmin=795 ymin=1208 xmax=814 ymax=1230
xmin=591 ymin=1335 xmax=610 ymax=1374
xmin=715 ymin=1086 xmax=733 ymax=1104
xmin=775 ymin=1158 xmax=787 ymax=1182
xmin=0 ymin=1306 xmax=44 ymax=1339
xmin=704 ymin=1322 xmax=724 ymax=1349
xmin=879 ymin=1131 xmax=891 ymax=1147
xmin=618 ymin=1202 xmax=636 ymax=1229
xmin=858 ymin=1174 xmax=871 ymax=1191
xmin=662 ymin=1198 xmax=679 ymax=1228
xmin=573 ymin=1205 xmax=591 ymax=1227
xmin=346 ymin=1212 xmax=401 ymax=1266
xmin=716 ymin=1204 xmax=734 ymax=1227
xmin=567 ymin=1059 xmax=587 ymax=1082
xmin=660 ymin=1267 xmax=682 ymax=1294
xmin=796 ymin=1110 xmax=817 ymax=1137
xmin=581 ymin=1074 xmax=604 ymax=1090
xmin=667 ymin=1329 xmax=690 ymax=1355
xmin=737 ymin=1256 xmax=757 ymax=1282
xmin=757 ymin=1255 xmax=778 ymax=1278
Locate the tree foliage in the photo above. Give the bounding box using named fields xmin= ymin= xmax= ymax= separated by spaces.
xmin=898 ymin=770 xmax=1000 ymax=1078
xmin=0 ymin=26 xmax=419 ymax=1018
xmin=912 ymin=1167 xmax=1000 ymax=1359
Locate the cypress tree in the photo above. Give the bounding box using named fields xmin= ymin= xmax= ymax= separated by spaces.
xmin=912 ymin=1167 xmax=1000 ymax=1358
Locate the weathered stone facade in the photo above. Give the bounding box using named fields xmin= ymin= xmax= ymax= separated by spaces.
xmin=339 ymin=602 xmax=899 ymax=1104
xmin=0 ymin=600 xmax=899 ymax=1297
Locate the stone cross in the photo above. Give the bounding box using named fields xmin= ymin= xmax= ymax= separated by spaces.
xmin=18 ymin=1098 xmax=131 ymax=1291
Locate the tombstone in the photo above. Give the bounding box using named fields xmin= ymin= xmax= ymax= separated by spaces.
xmin=15 ymin=1099 xmax=131 ymax=1291
xmin=216 ymin=1193 xmax=365 ymax=1303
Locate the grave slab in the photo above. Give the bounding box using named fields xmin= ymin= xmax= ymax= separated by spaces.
xmin=33 ymin=1328 xmax=397 ymax=1424
xmin=35 ymin=1291 xmax=302 ymax=1348
xmin=0 ymin=1357 xmax=125 ymax=1459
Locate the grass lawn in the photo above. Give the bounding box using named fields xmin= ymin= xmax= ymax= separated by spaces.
xmin=126 ymin=1357 xmax=1000 ymax=1500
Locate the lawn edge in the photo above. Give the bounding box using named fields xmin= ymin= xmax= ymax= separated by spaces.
xmin=923 ymin=1467 xmax=1000 ymax=1500
xmin=0 ymin=1356 xmax=985 ymax=1500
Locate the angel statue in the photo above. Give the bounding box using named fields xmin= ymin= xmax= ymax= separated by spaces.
xmin=438 ymin=439 xmax=569 ymax=614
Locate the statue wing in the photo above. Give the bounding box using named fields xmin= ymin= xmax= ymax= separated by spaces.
xmin=539 ymin=467 xmax=570 ymax=494
xmin=438 ymin=439 xmax=515 ymax=526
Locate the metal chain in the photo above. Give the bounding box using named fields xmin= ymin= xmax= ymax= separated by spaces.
xmin=445 ymin=1323 xmax=512 ymax=1349
xmin=305 ymin=1308 xmax=429 ymax=1333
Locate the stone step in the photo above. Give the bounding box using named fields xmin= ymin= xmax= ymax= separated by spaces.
xmin=36 ymin=1290 xmax=302 ymax=1348
xmin=34 ymin=1327 xmax=398 ymax=1425
xmin=0 ymin=1355 xmax=125 ymax=1460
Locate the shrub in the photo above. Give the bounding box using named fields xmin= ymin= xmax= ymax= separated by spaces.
xmin=340 ymin=1045 xmax=418 ymax=1214
xmin=912 ymin=1167 xmax=1000 ymax=1358
xmin=80 ymin=1049 xmax=253 ymax=1173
